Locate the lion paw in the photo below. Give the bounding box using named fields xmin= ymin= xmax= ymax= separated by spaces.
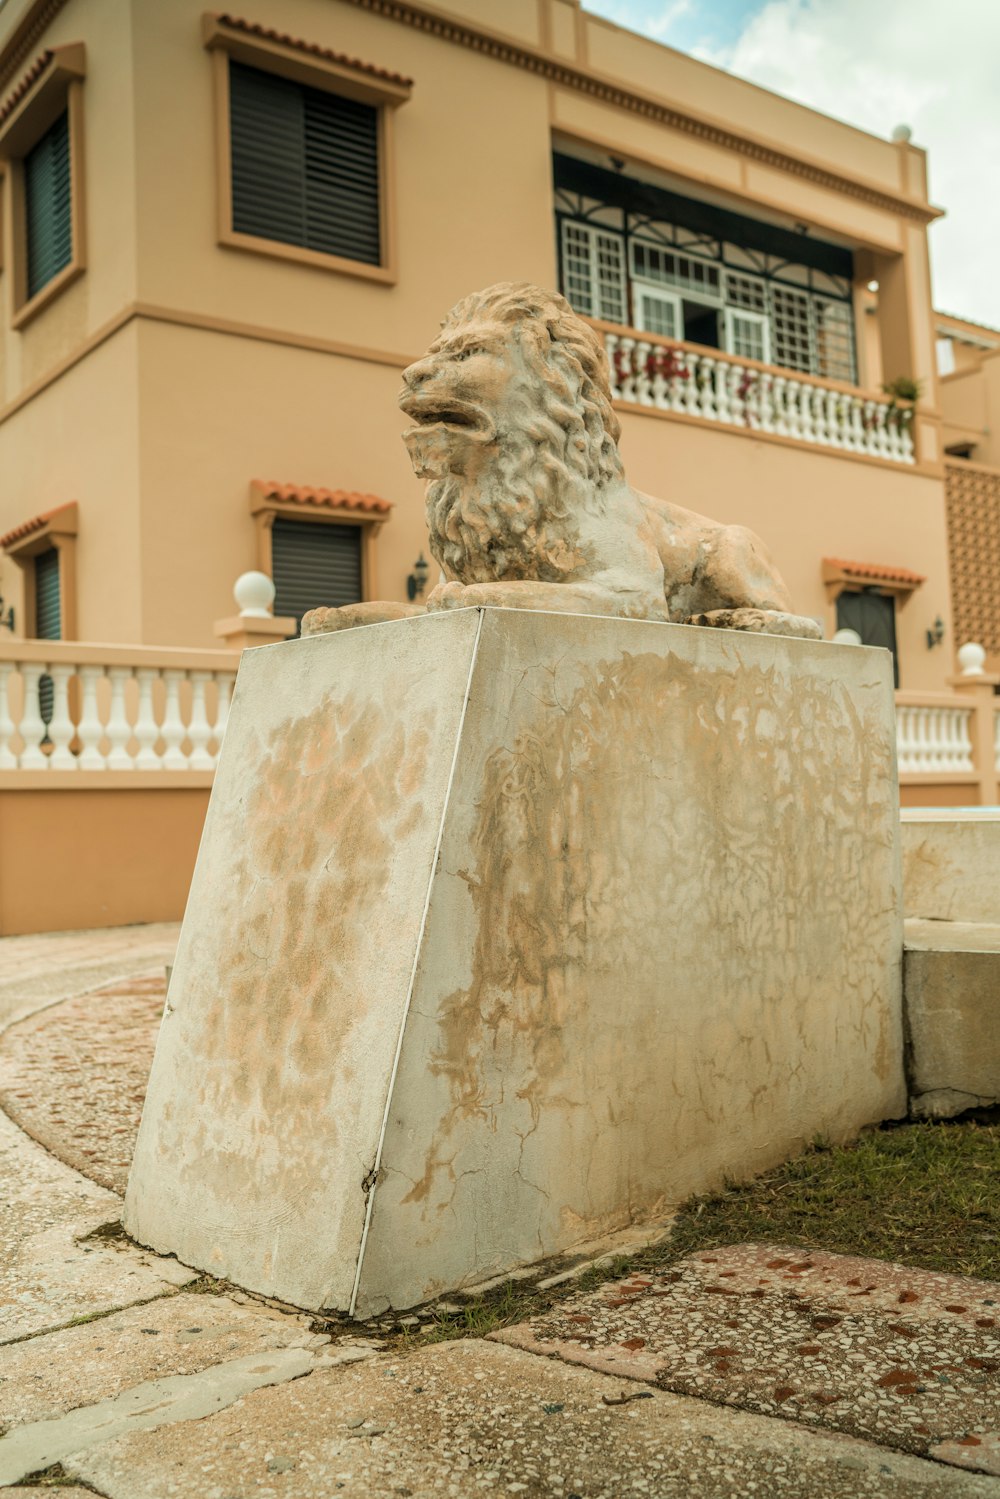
xmin=301 ymin=602 xmax=426 ymax=636
xmin=686 ymin=608 xmax=823 ymax=641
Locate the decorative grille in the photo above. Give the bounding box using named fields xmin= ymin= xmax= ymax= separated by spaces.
xmin=945 ymin=461 xmax=1000 ymax=654
xmin=560 ymin=220 xmax=626 ymax=324
xmin=770 ymin=284 xmax=813 ymax=374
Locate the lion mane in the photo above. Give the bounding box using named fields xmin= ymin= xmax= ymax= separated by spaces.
xmin=419 ymin=283 xmax=626 ymax=584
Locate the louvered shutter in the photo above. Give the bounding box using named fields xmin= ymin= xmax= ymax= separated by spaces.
xmin=25 ymin=110 xmax=72 ymax=299
xmin=271 ymin=518 xmax=362 ymax=632
xmin=35 ymin=548 xmax=61 ymax=639
xmin=229 ymin=61 xmax=381 ymax=266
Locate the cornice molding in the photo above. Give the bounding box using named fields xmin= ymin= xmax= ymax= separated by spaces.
xmin=338 ymin=0 xmax=940 ymax=225
xmin=0 ymin=0 xmax=69 ymax=93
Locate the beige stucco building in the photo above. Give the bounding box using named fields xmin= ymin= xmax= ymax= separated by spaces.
xmin=0 ymin=0 xmax=993 ymax=932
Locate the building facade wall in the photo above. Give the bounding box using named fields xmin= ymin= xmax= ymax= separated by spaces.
xmin=0 ymin=0 xmax=953 ymax=691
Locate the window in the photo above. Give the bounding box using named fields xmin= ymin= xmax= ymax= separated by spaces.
xmin=0 ymin=44 xmax=86 ymax=326
xmin=271 ymin=517 xmax=362 ymax=633
xmin=560 ymin=220 xmax=626 ymax=324
xmin=814 ymin=297 xmax=855 ymax=383
xmin=724 ymin=308 xmax=770 ymax=365
xmin=770 ymin=284 xmax=813 ymax=374
xmin=631 ymin=241 xmax=721 ymax=301
xmin=634 ymin=286 xmax=681 ymax=339
xmin=24 ymin=110 xmax=72 ymax=300
xmin=836 ymin=589 xmax=898 ymax=686
xmin=205 ymin=16 xmax=411 ymax=283
xmin=229 ymin=61 xmax=380 ymax=267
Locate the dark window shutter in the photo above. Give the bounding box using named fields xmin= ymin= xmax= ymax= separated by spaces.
xmin=271 ymin=517 xmax=362 ymax=632
xmin=35 ymin=548 xmax=62 ymax=639
xmin=25 ymin=110 xmax=72 ymax=300
xmin=229 ymin=61 xmax=380 ymax=266
xmin=837 ymin=588 xmax=898 ymax=687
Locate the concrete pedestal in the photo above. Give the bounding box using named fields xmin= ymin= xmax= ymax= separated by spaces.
xmin=124 ymin=608 xmax=904 ymax=1316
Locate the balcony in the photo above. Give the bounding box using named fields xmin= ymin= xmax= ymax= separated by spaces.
xmin=596 ymin=321 xmax=916 ymax=467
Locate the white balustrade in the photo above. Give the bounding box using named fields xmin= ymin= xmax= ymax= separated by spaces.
xmin=895 ymin=703 xmax=974 ymax=775
xmin=995 ymin=708 xmax=1000 ymax=775
xmin=0 ymin=644 xmax=238 ymax=773
xmin=603 ymin=329 xmax=916 ymax=465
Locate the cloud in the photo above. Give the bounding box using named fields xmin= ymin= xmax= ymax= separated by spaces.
xmin=599 ymin=0 xmax=1000 ymax=328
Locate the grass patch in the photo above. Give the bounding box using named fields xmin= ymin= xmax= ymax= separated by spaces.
xmin=663 ymin=1118 xmax=1000 ymax=1280
xmin=19 ymin=1463 xmax=108 ymax=1492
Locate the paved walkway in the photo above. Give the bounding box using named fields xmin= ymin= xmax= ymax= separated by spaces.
xmin=0 ymin=927 xmax=998 ymax=1497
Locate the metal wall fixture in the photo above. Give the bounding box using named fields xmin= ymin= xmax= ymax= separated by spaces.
xmin=406 ymin=553 xmax=430 ymax=601
xmin=926 ymin=616 xmax=945 ymax=649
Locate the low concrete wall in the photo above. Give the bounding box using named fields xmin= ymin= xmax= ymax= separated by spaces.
xmin=0 ymin=786 xmax=209 ymax=935
xmin=900 ymin=808 xmax=1000 ymax=923
xmin=126 ymin=608 xmax=905 ymax=1316
xmin=905 ymin=919 xmax=1000 ymax=1117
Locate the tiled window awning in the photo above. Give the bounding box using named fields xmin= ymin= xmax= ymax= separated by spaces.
xmin=0 ymin=501 xmax=78 ymax=552
xmin=250 ymin=480 xmax=393 ymax=517
xmin=822 ymin=557 xmax=926 ymax=594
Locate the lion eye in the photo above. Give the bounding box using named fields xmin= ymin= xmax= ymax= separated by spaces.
xmin=454 ymin=347 xmax=486 ymax=362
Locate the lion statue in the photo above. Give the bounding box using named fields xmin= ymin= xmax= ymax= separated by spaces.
xmin=302 ymin=282 xmax=820 ymax=639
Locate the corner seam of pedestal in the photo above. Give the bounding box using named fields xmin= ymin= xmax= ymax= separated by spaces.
xmin=347 ymin=607 xmax=486 ymax=1318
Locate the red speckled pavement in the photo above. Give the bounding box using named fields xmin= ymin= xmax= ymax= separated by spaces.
xmin=495 ymin=1245 xmax=1000 ymax=1473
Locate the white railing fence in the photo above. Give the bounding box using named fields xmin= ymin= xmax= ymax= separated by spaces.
xmin=0 ymin=642 xmax=238 ymax=772
xmin=599 ymin=325 xmax=916 ymax=466
xmin=895 ymin=702 xmax=974 ymax=775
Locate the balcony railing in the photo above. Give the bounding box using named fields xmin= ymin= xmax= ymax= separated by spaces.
xmin=0 ymin=640 xmax=238 ymax=776
xmin=596 ymin=321 xmax=916 ymax=466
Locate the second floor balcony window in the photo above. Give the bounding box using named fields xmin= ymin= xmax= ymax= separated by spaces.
xmin=555 ymin=152 xmax=858 ymax=387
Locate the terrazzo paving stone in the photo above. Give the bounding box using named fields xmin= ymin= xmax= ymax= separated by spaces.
xmin=0 ymin=1106 xmax=193 ymax=1344
xmin=0 ymin=1291 xmax=328 ymax=1428
xmin=933 ymin=1434 xmax=1000 ymax=1478
xmin=0 ymin=924 xmax=178 ymax=1032
xmin=0 ymin=975 xmax=165 ymax=1192
xmin=494 ymin=1244 xmax=1000 ymax=1468
xmin=64 ymin=1338 xmax=1000 ymax=1499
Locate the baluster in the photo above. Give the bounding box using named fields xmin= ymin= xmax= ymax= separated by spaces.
xmin=134 ymin=667 xmax=162 ymax=770
xmin=785 ymin=382 xmax=803 ymax=441
xmin=994 ymin=705 xmax=1000 ymax=773
xmin=19 ymin=663 xmax=48 ymax=769
xmin=900 ymin=419 xmax=915 ymax=464
xmin=618 ymin=338 xmax=636 ymax=403
xmin=188 ymin=671 xmax=214 ymax=770
xmin=744 ymin=370 xmax=761 ymax=430
xmin=798 ymin=383 xmax=816 ymax=443
xmin=0 ymin=662 xmax=18 ymax=769
xmin=810 ymin=386 xmax=828 ymax=445
xmin=214 ymin=671 xmax=234 ymax=757
xmin=861 ymin=400 xmax=877 ymax=457
xmin=650 ymin=350 xmax=669 ymax=409
xmin=757 ymin=371 xmax=774 ymax=432
xmin=634 ymin=341 xmax=652 ymax=406
xmin=714 ymin=359 xmax=732 ymax=423
xmin=670 ymin=354 xmax=687 ymax=414
xmin=884 ymin=409 xmax=902 ymax=462
xmin=728 ymin=364 xmax=745 ymax=426
xmin=76 ymin=665 xmax=107 ymax=769
xmin=46 ymin=663 xmax=77 ymax=769
xmin=771 ymin=376 xmax=788 ymax=435
xmin=872 ymin=405 xmax=891 ymax=459
xmin=850 ymin=398 xmax=866 ymax=453
xmin=957 ymin=709 xmax=974 ymax=772
xmin=604 ymin=334 xmax=620 ymax=398
xmin=824 ymin=391 xmax=842 ymax=448
xmin=895 ymin=707 xmax=912 ymax=774
xmin=106 ymin=667 xmax=134 ymax=769
xmin=683 ymin=353 xmax=701 ymax=417
xmin=699 ymin=357 xmax=716 ymax=421
xmin=161 ymin=669 xmax=189 ymax=769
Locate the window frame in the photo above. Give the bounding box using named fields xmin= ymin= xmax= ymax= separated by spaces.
xmin=0 ymin=44 xmax=87 ymax=330
xmin=204 ymin=15 xmax=410 ymax=286
xmin=723 ymin=306 xmax=771 ymax=365
xmin=249 ymin=485 xmax=387 ymax=604
xmin=0 ymin=502 xmax=78 ymax=641
xmin=633 ymin=283 xmax=683 ymax=340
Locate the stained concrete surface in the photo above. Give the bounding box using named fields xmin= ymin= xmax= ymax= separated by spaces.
xmin=496 ymin=1246 xmax=1000 ymax=1461
xmin=901 ymin=811 xmax=1000 ymax=924
xmin=127 ymin=608 xmax=904 ymax=1315
xmin=63 ymin=1339 xmax=1000 ymax=1499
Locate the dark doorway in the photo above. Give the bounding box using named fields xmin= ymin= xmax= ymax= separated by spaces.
xmin=837 ymin=587 xmax=898 ymax=686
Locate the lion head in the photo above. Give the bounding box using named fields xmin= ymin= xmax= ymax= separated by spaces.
xmin=398 ymin=282 xmax=624 ymax=584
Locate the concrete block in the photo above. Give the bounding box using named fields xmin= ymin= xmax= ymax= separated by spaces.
xmin=125 ymin=608 xmax=904 ymax=1316
xmin=901 ymin=808 xmax=1000 ymax=923
xmin=904 ymin=918 xmax=1000 ymax=1117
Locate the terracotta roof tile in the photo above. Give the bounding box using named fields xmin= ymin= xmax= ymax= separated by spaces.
xmin=215 ymin=14 xmax=413 ymax=89
xmin=253 ymin=481 xmax=393 ymax=515
xmin=824 ymin=557 xmax=926 ymax=587
xmin=0 ymin=49 xmax=53 ymax=126
xmin=0 ymin=502 xmax=77 ymax=550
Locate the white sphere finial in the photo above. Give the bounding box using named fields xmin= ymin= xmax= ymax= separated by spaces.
xmin=832 ymin=627 xmax=863 ymax=646
xmin=958 ymin=641 xmax=987 ymax=677
xmin=892 ymin=123 xmax=912 ymax=143
xmin=234 ymin=570 xmax=276 ymax=618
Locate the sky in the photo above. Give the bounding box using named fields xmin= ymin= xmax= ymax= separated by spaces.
xmin=586 ymin=0 xmax=1000 ymax=329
